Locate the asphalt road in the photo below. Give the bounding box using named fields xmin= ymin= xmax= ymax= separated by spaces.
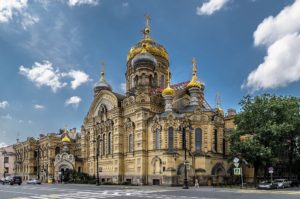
xmin=0 ymin=183 xmax=300 ymax=199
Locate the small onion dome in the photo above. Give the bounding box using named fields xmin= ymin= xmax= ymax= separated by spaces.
xmin=162 ymin=85 xmax=175 ymax=96
xmin=62 ymin=134 xmax=71 ymax=143
xmin=215 ymin=106 xmax=224 ymax=114
xmin=187 ymin=77 xmax=202 ymax=89
xmin=94 ymin=79 xmax=112 ymax=92
xmin=94 ymin=63 xmax=112 ymax=93
xmin=131 ymin=50 xmax=158 ymax=69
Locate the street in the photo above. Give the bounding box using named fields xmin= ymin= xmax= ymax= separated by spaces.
xmin=0 ymin=184 xmax=300 ymax=199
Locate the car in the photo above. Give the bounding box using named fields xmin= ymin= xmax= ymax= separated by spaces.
xmin=0 ymin=177 xmax=4 ymax=183
xmin=273 ymin=179 xmax=291 ymax=188
xmin=257 ymin=181 xmax=278 ymax=189
xmin=2 ymin=176 xmax=12 ymax=185
xmin=2 ymin=176 xmax=22 ymax=185
xmin=27 ymin=179 xmax=41 ymax=185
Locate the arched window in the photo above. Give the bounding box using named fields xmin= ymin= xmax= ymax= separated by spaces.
xmin=160 ymin=75 xmax=165 ymax=88
xmin=182 ymin=128 xmax=186 ymax=149
xmin=134 ymin=76 xmax=138 ymax=87
xmin=195 ymin=128 xmax=202 ymax=152
xmin=129 ymin=134 xmax=133 ymax=152
xmin=142 ymin=73 xmax=146 ymax=85
xmin=108 ymin=132 xmax=112 ymax=154
xmin=214 ymin=129 xmax=218 ymax=152
xmin=97 ymin=135 xmax=101 ymax=155
xmin=154 ymin=73 xmax=158 ymax=87
xmin=155 ymin=129 xmax=160 ymax=149
xmin=168 ymin=127 xmax=174 ymax=152
xmin=55 ymin=147 xmax=60 ymax=155
xmin=131 ymin=76 xmax=135 ymax=88
xmin=223 ymin=138 xmax=226 ymax=155
xmin=86 ymin=132 xmax=90 ymax=157
xmin=102 ymin=134 xmax=106 ymax=155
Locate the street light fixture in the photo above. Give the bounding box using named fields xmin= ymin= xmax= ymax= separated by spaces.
xmin=93 ymin=136 xmax=102 ymax=186
xmin=182 ymin=128 xmax=189 ymax=189
xmin=35 ymin=147 xmax=41 ymax=180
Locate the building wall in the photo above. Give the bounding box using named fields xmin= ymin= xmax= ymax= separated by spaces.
xmin=0 ymin=145 xmax=16 ymax=178
xmin=14 ymin=132 xmax=81 ymax=182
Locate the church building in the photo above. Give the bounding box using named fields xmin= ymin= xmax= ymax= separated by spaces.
xmin=80 ymin=16 xmax=232 ymax=186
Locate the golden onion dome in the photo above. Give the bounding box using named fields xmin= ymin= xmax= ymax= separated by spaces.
xmin=162 ymin=68 xmax=175 ymax=96
xmin=187 ymin=76 xmax=202 ymax=89
xmin=127 ymin=15 xmax=169 ymax=62
xmin=186 ymin=58 xmax=202 ymax=89
xmin=62 ymin=134 xmax=71 ymax=143
xmin=162 ymin=85 xmax=175 ymax=96
xmin=216 ymin=106 xmax=224 ymax=114
xmin=127 ymin=40 xmax=169 ymax=62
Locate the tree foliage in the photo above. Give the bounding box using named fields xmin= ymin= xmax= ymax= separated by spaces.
xmin=229 ymin=94 xmax=300 ymax=183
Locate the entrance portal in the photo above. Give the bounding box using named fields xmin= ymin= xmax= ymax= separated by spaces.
xmin=153 ymin=179 xmax=160 ymax=185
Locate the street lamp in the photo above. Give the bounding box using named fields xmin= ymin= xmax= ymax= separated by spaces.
xmin=182 ymin=128 xmax=189 ymax=189
xmin=93 ymin=136 xmax=102 ymax=186
xmin=35 ymin=147 xmax=41 ymax=180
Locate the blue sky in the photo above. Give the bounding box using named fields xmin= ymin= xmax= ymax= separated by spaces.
xmin=1 ymin=0 xmax=300 ymax=146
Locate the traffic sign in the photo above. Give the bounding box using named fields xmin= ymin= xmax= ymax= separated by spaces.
xmin=233 ymin=157 xmax=239 ymax=163
xmin=268 ymin=167 xmax=274 ymax=174
xmin=234 ymin=168 xmax=241 ymax=175
xmin=234 ymin=162 xmax=239 ymax=168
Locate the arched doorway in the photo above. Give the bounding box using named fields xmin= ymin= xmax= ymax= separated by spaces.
xmin=59 ymin=165 xmax=72 ymax=183
xmin=211 ymin=163 xmax=226 ymax=185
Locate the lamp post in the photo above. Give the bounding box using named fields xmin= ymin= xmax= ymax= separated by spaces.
xmin=93 ymin=137 xmax=101 ymax=186
xmin=35 ymin=147 xmax=41 ymax=180
xmin=182 ymin=128 xmax=189 ymax=189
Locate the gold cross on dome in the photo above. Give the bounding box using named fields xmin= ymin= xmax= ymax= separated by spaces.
xmin=145 ymin=14 xmax=150 ymax=27
xmin=192 ymin=57 xmax=197 ymax=76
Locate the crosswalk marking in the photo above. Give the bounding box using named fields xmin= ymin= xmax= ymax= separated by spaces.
xmin=10 ymin=190 xmax=217 ymax=199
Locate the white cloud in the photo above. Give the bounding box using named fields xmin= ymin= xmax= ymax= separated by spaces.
xmin=21 ymin=12 xmax=39 ymax=30
xmin=243 ymin=0 xmax=300 ymax=92
xmin=28 ymin=120 xmax=32 ymax=124
xmin=243 ymin=33 xmax=300 ymax=91
xmin=1 ymin=114 xmax=12 ymax=120
xmin=68 ymin=0 xmax=99 ymax=7
xmin=0 ymin=142 xmax=8 ymax=148
xmin=20 ymin=60 xmax=91 ymax=92
xmin=254 ymin=0 xmax=300 ymax=46
xmin=0 ymin=0 xmax=28 ymax=23
xmin=64 ymin=70 xmax=90 ymax=89
xmin=121 ymin=83 xmax=126 ymax=93
xmin=34 ymin=104 xmax=45 ymax=109
xmin=197 ymin=0 xmax=229 ymax=15
xmin=65 ymin=96 xmax=81 ymax=108
xmin=0 ymin=101 xmax=9 ymax=109
xmin=19 ymin=60 xmax=67 ymax=92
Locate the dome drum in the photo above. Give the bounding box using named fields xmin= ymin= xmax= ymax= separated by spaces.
xmin=131 ymin=52 xmax=157 ymax=70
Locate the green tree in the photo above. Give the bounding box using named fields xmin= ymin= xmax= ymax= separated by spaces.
xmin=229 ymin=94 xmax=300 ymax=185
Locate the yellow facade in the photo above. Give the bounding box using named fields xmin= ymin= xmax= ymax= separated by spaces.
xmin=80 ymin=18 xmax=234 ymax=186
xmin=14 ymin=129 xmax=82 ymax=182
xmin=12 ymin=18 xmax=237 ymax=186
